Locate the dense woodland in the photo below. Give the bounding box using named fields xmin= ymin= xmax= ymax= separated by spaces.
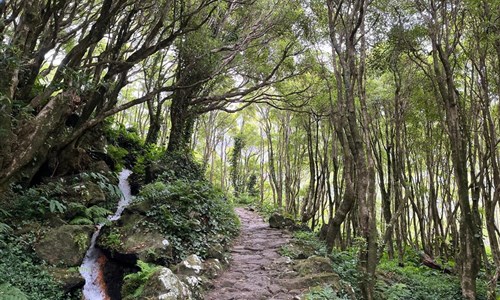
xmin=1 ymin=0 xmax=500 ymax=299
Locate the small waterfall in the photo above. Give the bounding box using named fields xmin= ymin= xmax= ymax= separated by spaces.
xmin=80 ymin=169 xmax=133 ymax=300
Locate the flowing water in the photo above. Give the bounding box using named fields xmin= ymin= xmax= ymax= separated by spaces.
xmin=79 ymin=169 xmax=133 ymax=300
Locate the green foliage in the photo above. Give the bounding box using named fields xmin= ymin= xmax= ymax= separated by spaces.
xmin=5 ymin=171 xmax=119 ymax=224
xmin=329 ymin=249 xmax=360 ymax=295
xmin=106 ymin=145 xmax=129 ymax=170
xmin=255 ymin=200 xmax=279 ymax=219
xmin=78 ymin=171 xmax=122 ymax=201
xmin=104 ymin=124 xmax=144 ymax=170
xmin=295 ymin=231 xmax=328 ymax=256
xmin=0 ymin=209 xmax=12 ymax=243
xmin=246 ymin=174 xmax=259 ymax=197
xmin=49 ymin=200 xmax=66 ymax=214
xmin=8 ymin=181 xmax=67 ymax=220
xmin=235 ymin=193 xmax=256 ymax=205
xmin=157 ymin=152 xmax=205 ymax=182
xmin=122 ymin=260 xmax=161 ymax=299
xmin=375 ymin=257 xmax=489 ymax=300
xmin=230 ymin=135 xmax=245 ymax=196
xmin=74 ymin=233 xmax=90 ymax=252
xmin=100 ymin=228 xmax=122 ymax=249
xmin=137 ymin=179 xmax=239 ymax=262
xmin=133 ymin=144 xmax=165 ymax=176
xmin=303 ymin=285 xmax=348 ymax=300
xmin=0 ymin=237 xmax=74 ymax=299
xmin=68 ymin=203 xmax=112 ymax=225
xmin=0 ymin=283 xmax=28 ymax=300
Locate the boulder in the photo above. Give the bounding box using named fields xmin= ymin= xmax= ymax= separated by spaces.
xmin=293 ymin=256 xmax=333 ymax=275
xmin=48 ymin=267 xmax=85 ymax=292
xmin=173 ymin=254 xmax=204 ymax=277
xmin=203 ymin=259 xmax=223 ymax=279
xmin=35 ymin=225 xmax=94 ymax=267
xmin=281 ymin=241 xmax=317 ymax=259
xmin=269 ymin=213 xmax=295 ymax=229
xmin=97 ymin=223 xmax=172 ymax=265
xmin=67 ymin=181 xmax=106 ymax=206
xmin=140 ymin=267 xmax=192 ymax=300
xmin=281 ymin=272 xmax=341 ymax=290
xmin=206 ymin=244 xmax=225 ymax=261
xmin=96 ymin=201 xmax=173 ymax=265
xmin=172 ymin=254 xmax=208 ymax=299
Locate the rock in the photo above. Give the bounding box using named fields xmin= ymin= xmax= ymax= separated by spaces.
xmin=90 ymin=160 xmax=111 ymax=173
xmin=203 ymin=259 xmax=223 ymax=279
xmin=282 ymin=272 xmax=341 ymax=290
xmin=140 ymin=267 xmax=192 ymax=300
xmin=35 ymin=225 xmax=94 ymax=267
xmin=48 ymin=267 xmax=85 ymax=292
xmin=84 ymin=182 xmax=107 ymax=206
xmin=293 ymin=256 xmax=333 ymax=275
xmin=0 ymin=283 xmax=28 ymax=300
xmin=97 ymin=222 xmax=172 ymax=265
xmin=290 ymin=223 xmax=312 ymax=232
xmin=269 ymin=213 xmax=295 ymax=229
xmin=269 ymin=213 xmax=310 ymax=232
xmin=173 ymin=254 xmax=204 ymax=277
xmin=67 ymin=181 xmax=106 ymax=206
xmin=206 ymin=244 xmax=225 ymax=261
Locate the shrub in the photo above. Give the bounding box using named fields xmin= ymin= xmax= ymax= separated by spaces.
xmin=0 ymin=237 xmax=76 ymax=300
xmin=137 ymin=179 xmax=239 ymax=261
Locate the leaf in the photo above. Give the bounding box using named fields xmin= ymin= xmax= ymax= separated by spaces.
xmin=48 ymin=200 xmax=66 ymax=213
xmin=69 ymin=217 xmax=94 ymax=225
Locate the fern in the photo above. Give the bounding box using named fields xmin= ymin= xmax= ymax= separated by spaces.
xmin=0 ymin=223 xmax=12 ymax=234
xmin=68 ymin=204 xmax=112 ymax=225
xmin=123 ymin=261 xmax=161 ymax=299
xmin=87 ymin=205 xmax=112 ymax=219
xmin=69 ymin=217 xmax=94 ymax=225
xmin=48 ymin=199 xmax=66 ymax=213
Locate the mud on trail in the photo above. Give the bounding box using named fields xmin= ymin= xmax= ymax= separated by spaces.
xmin=204 ymin=207 xmax=304 ymax=300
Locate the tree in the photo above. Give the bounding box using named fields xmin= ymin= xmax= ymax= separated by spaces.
xmin=0 ymin=0 xmax=218 ymax=187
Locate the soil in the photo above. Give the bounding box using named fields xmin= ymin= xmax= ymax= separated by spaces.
xmin=204 ymin=207 xmax=304 ymax=300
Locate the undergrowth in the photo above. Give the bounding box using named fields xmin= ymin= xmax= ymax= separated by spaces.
xmin=136 ymin=179 xmax=240 ymax=262
xmin=0 ymin=236 xmax=78 ymax=300
xmin=121 ymin=260 xmax=161 ymax=299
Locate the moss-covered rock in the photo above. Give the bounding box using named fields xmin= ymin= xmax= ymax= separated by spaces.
xmin=47 ymin=267 xmax=85 ymax=292
xmin=173 ymin=254 xmax=204 ymax=277
xmin=293 ymin=256 xmax=333 ymax=275
xmin=141 ymin=267 xmax=192 ymax=300
xmin=269 ymin=213 xmax=295 ymax=229
xmin=97 ymin=210 xmax=172 ymax=265
xmin=282 ymin=272 xmax=341 ymax=290
xmin=34 ymin=224 xmax=94 ymax=267
xmin=203 ymin=259 xmax=223 ymax=279
xmin=67 ymin=182 xmax=106 ymax=206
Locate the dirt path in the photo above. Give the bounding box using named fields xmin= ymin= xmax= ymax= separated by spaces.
xmin=204 ymin=207 xmax=303 ymax=300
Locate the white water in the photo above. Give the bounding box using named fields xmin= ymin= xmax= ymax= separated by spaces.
xmin=80 ymin=169 xmax=133 ymax=300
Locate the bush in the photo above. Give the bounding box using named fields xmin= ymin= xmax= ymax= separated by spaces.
xmin=0 ymin=237 xmax=77 ymax=300
xmin=5 ymin=172 xmax=120 ymax=224
xmin=235 ymin=193 xmax=256 ymax=205
xmin=104 ymin=124 xmax=144 ymax=170
xmin=376 ymin=257 xmax=489 ymax=300
xmin=136 ymin=179 xmax=239 ymax=261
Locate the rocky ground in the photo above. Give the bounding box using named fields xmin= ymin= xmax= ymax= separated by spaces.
xmin=204 ymin=208 xmax=341 ymax=300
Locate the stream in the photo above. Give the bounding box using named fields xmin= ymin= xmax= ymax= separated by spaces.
xmin=79 ymin=169 xmax=133 ymax=300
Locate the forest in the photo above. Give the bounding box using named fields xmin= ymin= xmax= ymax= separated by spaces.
xmin=1 ymin=0 xmax=500 ymax=299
